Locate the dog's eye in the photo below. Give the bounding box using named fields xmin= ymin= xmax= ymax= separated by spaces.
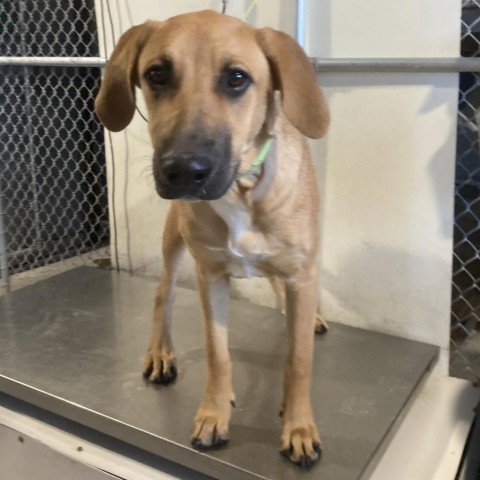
xmin=221 ymin=68 xmax=252 ymax=97
xmin=145 ymin=65 xmax=173 ymax=87
xmin=227 ymin=70 xmax=249 ymax=89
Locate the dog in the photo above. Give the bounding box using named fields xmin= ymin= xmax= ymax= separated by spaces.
xmin=95 ymin=10 xmax=329 ymax=468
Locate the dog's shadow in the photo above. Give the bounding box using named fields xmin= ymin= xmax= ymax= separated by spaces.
xmin=228 ymin=422 xmax=278 ymax=450
xmin=177 ymin=338 xmax=286 ymax=449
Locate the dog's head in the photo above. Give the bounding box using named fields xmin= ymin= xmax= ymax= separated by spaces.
xmin=95 ymin=10 xmax=329 ymax=200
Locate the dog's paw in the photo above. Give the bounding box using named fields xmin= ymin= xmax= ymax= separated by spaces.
xmin=191 ymin=407 xmax=231 ymax=449
xmin=143 ymin=350 xmax=177 ymax=385
xmin=315 ymin=311 xmax=328 ymax=335
xmin=280 ymin=418 xmax=322 ymax=468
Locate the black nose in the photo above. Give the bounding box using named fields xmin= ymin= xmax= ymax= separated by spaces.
xmin=160 ymin=154 xmax=213 ymax=188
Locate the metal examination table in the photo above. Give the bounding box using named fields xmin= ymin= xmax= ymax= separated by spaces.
xmin=0 ymin=267 xmax=438 ymax=480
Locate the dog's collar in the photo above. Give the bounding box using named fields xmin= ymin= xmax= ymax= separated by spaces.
xmin=235 ymin=131 xmax=275 ymax=181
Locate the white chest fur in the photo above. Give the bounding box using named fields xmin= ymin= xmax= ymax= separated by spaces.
xmin=209 ymin=193 xmax=274 ymax=278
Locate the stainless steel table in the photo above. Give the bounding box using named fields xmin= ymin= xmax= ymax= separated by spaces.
xmin=0 ymin=267 xmax=438 ymax=480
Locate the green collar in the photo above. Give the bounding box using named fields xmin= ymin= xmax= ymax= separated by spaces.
xmin=236 ymin=133 xmax=274 ymax=181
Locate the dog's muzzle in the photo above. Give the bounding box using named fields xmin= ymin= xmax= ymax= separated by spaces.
xmin=161 ymin=153 xmax=212 ymax=188
xmin=153 ymin=152 xmax=235 ymax=200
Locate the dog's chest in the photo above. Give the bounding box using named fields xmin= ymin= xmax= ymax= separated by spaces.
xmin=209 ymin=198 xmax=276 ymax=278
xmin=225 ymin=229 xmax=269 ymax=278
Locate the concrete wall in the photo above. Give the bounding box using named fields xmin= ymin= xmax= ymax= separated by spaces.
xmin=96 ymin=0 xmax=460 ymax=372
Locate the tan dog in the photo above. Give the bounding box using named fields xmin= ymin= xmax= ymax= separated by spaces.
xmin=95 ymin=10 xmax=329 ymax=468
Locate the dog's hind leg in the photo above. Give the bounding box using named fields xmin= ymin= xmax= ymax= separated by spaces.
xmin=269 ymin=275 xmax=287 ymax=314
xmin=191 ymin=265 xmax=233 ymax=449
xmin=314 ymin=311 xmax=329 ymax=335
xmin=269 ymin=275 xmax=328 ymax=334
xmin=143 ymin=203 xmax=185 ymax=384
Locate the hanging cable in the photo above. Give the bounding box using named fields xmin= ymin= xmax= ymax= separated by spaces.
xmin=99 ymin=1 xmax=119 ymax=271
xmin=243 ymin=0 xmax=257 ymax=21
xmin=104 ymin=0 xmax=116 ymax=49
xmin=99 ymin=0 xmax=108 ymax=59
xmin=124 ymin=0 xmax=134 ymax=27
xmin=103 ymin=0 xmax=138 ymax=273
xmin=107 ymin=130 xmax=120 ymax=272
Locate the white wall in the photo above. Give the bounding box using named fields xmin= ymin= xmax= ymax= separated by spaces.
xmin=307 ymin=0 xmax=460 ymax=373
xmin=308 ymin=0 xmax=459 ymax=58
xmin=96 ymin=0 xmax=460 ymax=372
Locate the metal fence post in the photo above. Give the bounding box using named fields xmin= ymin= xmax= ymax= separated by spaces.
xmin=0 ymin=187 xmax=10 ymax=292
xmin=295 ymin=0 xmax=306 ymax=49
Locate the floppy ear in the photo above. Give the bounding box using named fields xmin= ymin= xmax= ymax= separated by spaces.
xmin=255 ymin=28 xmax=329 ymax=139
xmin=95 ymin=23 xmax=154 ymax=132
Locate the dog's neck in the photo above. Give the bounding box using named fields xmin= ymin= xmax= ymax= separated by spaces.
xmin=235 ymin=130 xmax=274 ymax=184
xmin=207 ymin=112 xmax=305 ymax=259
xmin=239 ymin=111 xmax=304 ymax=203
xmin=233 ymin=91 xmax=281 ymax=195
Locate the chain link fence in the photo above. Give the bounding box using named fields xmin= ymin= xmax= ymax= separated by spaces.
xmin=450 ymin=0 xmax=480 ymax=382
xmin=0 ymin=0 xmax=109 ymax=288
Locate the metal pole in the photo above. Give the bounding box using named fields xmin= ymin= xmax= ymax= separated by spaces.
xmin=0 ymin=57 xmax=107 ymax=67
xmin=311 ymin=57 xmax=480 ymax=73
xmin=295 ymin=0 xmax=306 ymax=49
xmin=3 ymin=57 xmax=480 ymax=73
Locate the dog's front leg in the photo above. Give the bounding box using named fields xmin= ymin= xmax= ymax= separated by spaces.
xmin=144 ymin=206 xmax=184 ymax=384
xmin=191 ymin=264 xmax=233 ymax=449
xmin=281 ymin=266 xmax=322 ymax=468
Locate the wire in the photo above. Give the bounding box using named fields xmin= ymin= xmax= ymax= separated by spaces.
xmin=98 ymin=1 xmax=119 ymax=271
xmin=114 ymin=0 xmax=123 ymax=36
xmin=124 ymin=0 xmax=134 ymax=27
xmin=221 ymin=0 xmax=228 ymax=14
xmin=123 ymin=130 xmax=133 ymax=275
xmin=136 ymin=106 xmax=148 ymax=122
xmin=243 ymin=0 xmax=257 ymax=21
xmin=103 ymin=0 xmax=141 ymax=274
xmin=102 ymin=0 xmax=120 ymax=272
xmin=98 ymin=0 xmax=108 ymax=59
xmin=107 ymin=131 xmax=120 ymax=272
xmin=104 ymin=0 xmax=116 ymax=51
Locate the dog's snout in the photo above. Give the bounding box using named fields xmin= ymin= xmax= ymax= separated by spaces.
xmin=153 ymin=131 xmax=233 ymax=200
xmin=160 ymin=154 xmax=213 ymax=189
